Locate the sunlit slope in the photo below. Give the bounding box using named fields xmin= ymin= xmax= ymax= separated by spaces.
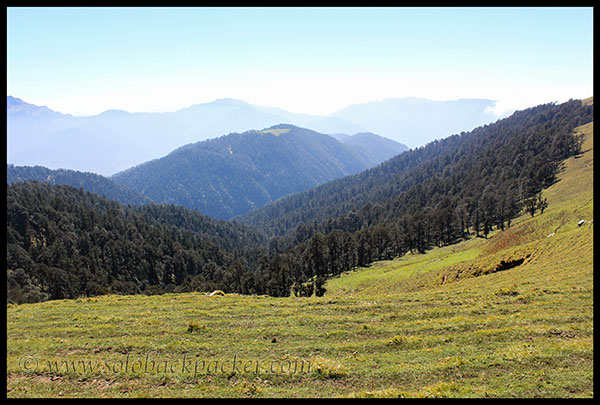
xmin=326 ymin=120 xmax=593 ymax=298
xmin=6 ymin=119 xmax=593 ymax=398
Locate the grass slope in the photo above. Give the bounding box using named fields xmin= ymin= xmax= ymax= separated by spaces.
xmin=6 ymin=120 xmax=593 ymax=398
xmin=257 ymin=128 xmax=291 ymax=136
xmin=327 ymin=120 xmax=594 ymax=296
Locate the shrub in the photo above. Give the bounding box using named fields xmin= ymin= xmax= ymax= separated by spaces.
xmin=389 ymin=335 xmax=408 ymax=346
xmin=495 ymin=284 xmax=519 ymax=296
xmin=186 ymin=321 xmax=203 ymax=333
xmin=310 ymin=357 xmax=347 ymax=379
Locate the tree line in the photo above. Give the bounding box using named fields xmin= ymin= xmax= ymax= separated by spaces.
xmin=6 ymin=99 xmax=593 ymax=303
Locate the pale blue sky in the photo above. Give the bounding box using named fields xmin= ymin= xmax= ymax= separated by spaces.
xmin=7 ymin=7 xmax=593 ymax=116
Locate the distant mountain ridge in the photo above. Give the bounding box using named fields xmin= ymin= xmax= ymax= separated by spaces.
xmin=7 ymin=95 xmax=60 ymax=117
xmin=111 ymin=124 xmax=406 ymax=219
xmin=335 ymin=132 xmax=408 ymax=165
xmin=7 ymin=95 xmax=498 ymax=176
xmin=332 ymin=97 xmax=501 ymax=148
xmin=238 ymin=100 xmax=592 ymax=241
xmin=7 ymin=164 xmax=152 ymax=206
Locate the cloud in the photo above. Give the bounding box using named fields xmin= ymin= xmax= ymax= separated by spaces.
xmin=484 ymin=100 xmax=518 ymax=119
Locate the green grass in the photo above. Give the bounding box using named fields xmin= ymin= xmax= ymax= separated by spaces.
xmin=6 ymin=121 xmax=593 ymax=398
xmin=326 ymin=236 xmax=486 ymax=297
xmin=258 ymin=128 xmax=291 ymax=136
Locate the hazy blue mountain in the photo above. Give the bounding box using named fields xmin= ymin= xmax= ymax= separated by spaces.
xmin=7 ymin=97 xmax=366 ymax=176
xmin=329 ymin=132 xmax=409 ymax=163
xmin=8 ymin=97 xmax=148 ymax=176
xmin=7 ymin=95 xmax=60 ymax=117
xmin=111 ymin=124 xmax=400 ymax=219
xmin=7 ymin=164 xmax=153 ymax=206
xmin=339 ymin=132 xmax=409 ymax=164
xmin=7 ymin=95 xmax=500 ymax=176
xmin=329 ymin=97 xmax=502 ymax=148
xmin=249 ymin=104 xmax=366 ymax=135
xmin=328 ymin=133 xmax=352 ymax=143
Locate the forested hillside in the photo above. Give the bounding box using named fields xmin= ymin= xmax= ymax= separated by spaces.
xmin=111 ymin=124 xmax=404 ymax=219
xmin=7 ymin=165 xmax=152 ymax=206
xmin=6 ymin=99 xmax=593 ymax=302
xmin=6 ymin=182 xmax=266 ymax=304
xmin=229 ymin=99 xmax=592 ymax=294
xmin=240 ymin=100 xmax=592 ymax=242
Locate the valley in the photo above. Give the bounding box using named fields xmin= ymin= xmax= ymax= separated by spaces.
xmin=6 ymin=109 xmax=594 ymax=398
xmin=7 ymin=7 xmax=592 ymax=399
xmin=110 ymin=124 xmax=407 ymax=219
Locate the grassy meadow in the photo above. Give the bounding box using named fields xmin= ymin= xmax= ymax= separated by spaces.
xmin=257 ymin=128 xmax=291 ymax=136
xmin=6 ymin=120 xmax=593 ymax=398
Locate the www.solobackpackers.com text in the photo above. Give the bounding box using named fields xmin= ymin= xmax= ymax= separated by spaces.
xmin=18 ymin=352 xmax=313 ymax=379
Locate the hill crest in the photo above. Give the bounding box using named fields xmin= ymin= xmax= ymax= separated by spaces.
xmin=111 ymin=125 xmax=407 ymax=219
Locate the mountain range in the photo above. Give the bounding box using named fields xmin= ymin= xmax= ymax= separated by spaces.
xmin=238 ymin=100 xmax=593 ymax=241
xmin=6 ymin=164 xmax=152 ymax=206
xmin=7 ymin=95 xmax=501 ymax=176
xmin=6 ymin=98 xmax=592 ymax=303
xmin=331 ymin=97 xmax=502 ymax=148
xmin=110 ymin=124 xmax=407 ymax=219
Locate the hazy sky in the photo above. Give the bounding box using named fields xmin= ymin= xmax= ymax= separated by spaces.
xmin=7 ymin=7 xmax=593 ymax=117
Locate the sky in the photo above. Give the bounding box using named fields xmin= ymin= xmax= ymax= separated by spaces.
xmin=6 ymin=7 xmax=594 ymax=117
